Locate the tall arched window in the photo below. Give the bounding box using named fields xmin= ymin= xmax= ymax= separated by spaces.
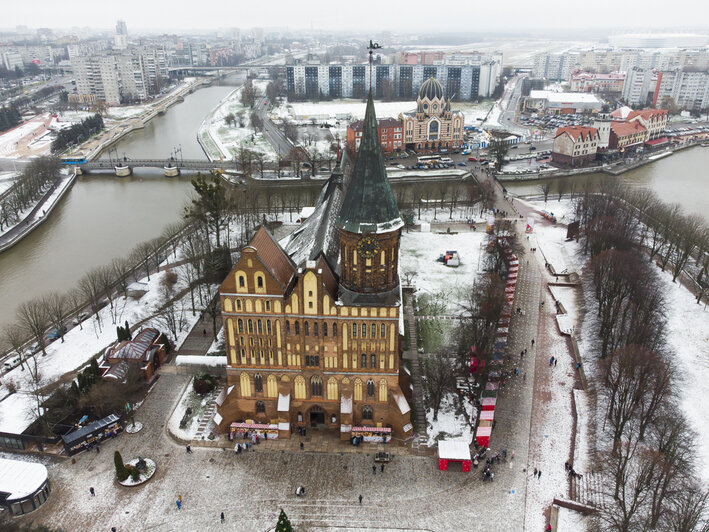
xmin=361 ymin=354 xmax=367 ymax=368
xmin=371 ymin=323 xmax=376 ymax=337
xmin=311 ymin=375 xmax=323 ymax=396
xmin=256 ymin=401 xmax=265 ymax=413
xmin=366 ymin=379 xmax=375 ymax=397
xmin=239 ymin=275 xmax=245 ymax=287
xmin=354 ymin=378 xmax=363 ymax=401
xmin=240 ymin=372 xmax=251 ymax=397
xmin=238 ymin=319 xmax=244 ymax=333
xmin=254 ymin=373 xmax=263 ymax=393
xmin=371 ymin=354 xmax=376 ymax=368
xmin=248 ymin=319 xmax=253 ymax=333
xmin=352 ymin=323 xmax=357 ymax=337
xmin=257 ymin=320 xmax=263 ymax=334
xmin=362 ymin=405 xmax=373 ymax=420
xmin=378 ymin=379 xmax=388 ymax=402
xmin=267 ymin=320 xmax=272 ymax=335
xmin=313 ymin=323 xmax=318 ymax=337
xmin=286 ymin=321 xmax=290 ymax=334
xmin=304 ymin=322 xmax=309 ymax=336
xmin=327 ymin=377 xmax=338 ymax=400
xmin=333 ymin=323 xmax=337 ymax=337
xmin=236 ymin=299 xmax=242 ymax=310
xmin=295 ymin=321 xmax=300 ymax=334
xmin=361 ymin=322 xmax=367 ymax=338
xmin=294 ymin=375 xmax=306 ymax=399
xmin=323 ymin=323 xmax=328 ymax=336
xmin=267 ymin=374 xmax=277 ymax=397
xmin=381 ymin=323 xmax=386 ymax=337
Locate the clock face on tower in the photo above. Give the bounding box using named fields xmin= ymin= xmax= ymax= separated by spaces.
xmin=356 ymin=235 xmax=381 ymax=259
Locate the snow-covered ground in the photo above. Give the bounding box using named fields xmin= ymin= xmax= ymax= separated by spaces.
xmin=167 ymin=377 xmax=210 ymax=441
xmin=556 ymin=505 xmax=592 ymax=531
xmin=425 ymin=391 xmax=475 ymax=446
xmin=399 ymin=229 xmax=487 ymax=314
xmin=199 ymin=80 xmax=272 ymax=161
xmin=0 ymin=171 xmax=17 ymax=195
xmin=0 ymin=114 xmax=49 ymax=157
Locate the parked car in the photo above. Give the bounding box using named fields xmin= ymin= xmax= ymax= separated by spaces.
xmin=529 ymin=146 xmax=537 ymax=151
xmin=457 ymin=162 xmax=467 ymax=166
xmin=72 ymin=312 xmax=88 ymax=325
xmin=47 ymin=326 xmax=67 ymax=341
xmin=468 ymin=157 xmax=478 ymax=162
xmin=3 ymin=354 xmax=24 ymax=373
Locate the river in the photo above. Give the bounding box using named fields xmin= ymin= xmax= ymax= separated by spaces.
xmin=504 ymin=146 xmax=709 ymax=222
xmin=0 ymin=76 xmax=243 ymax=330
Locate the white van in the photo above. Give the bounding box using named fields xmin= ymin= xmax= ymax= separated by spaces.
xmin=440 ymin=157 xmax=453 ymax=164
xmin=2 ymin=354 xmax=23 ymax=373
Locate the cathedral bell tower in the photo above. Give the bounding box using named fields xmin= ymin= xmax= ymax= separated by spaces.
xmin=337 ymin=91 xmax=404 ymax=298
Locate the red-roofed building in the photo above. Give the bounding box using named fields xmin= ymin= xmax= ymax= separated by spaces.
xmin=627 ymin=108 xmax=668 ymax=140
xmin=551 ymin=126 xmax=600 ymax=166
xmin=347 ymin=117 xmax=403 ymax=153
xmin=609 ymin=121 xmax=647 ymax=151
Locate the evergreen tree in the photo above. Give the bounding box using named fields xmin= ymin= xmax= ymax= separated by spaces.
xmin=89 ymin=357 xmax=100 ymax=377
xmin=275 ymin=509 xmax=293 ymax=532
xmin=114 ymin=451 xmax=129 ymax=481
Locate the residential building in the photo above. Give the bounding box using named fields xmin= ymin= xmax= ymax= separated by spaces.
xmin=570 ymin=71 xmax=625 ymax=94
xmin=347 ymin=117 xmax=403 ymax=153
xmin=627 ymin=109 xmax=668 ymax=140
xmin=399 ymin=77 xmax=464 ymax=151
xmin=525 ymin=90 xmax=603 ymax=115
xmin=621 ymin=67 xmax=662 ymax=107
xmin=215 ymin=93 xmax=413 ymax=442
xmin=551 ymin=126 xmax=600 ymax=166
xmin=286 ymin=61 xmax=500 ymax=101
xmin=609 ymin=121 xmax=647 ymax=151
xmin=532 ymin=53 xmax=579 ymax=81
xmin=1 ymin=50 xmax=23 ymax=71
xmin=622 ymin=67 xmax=709 ymax=111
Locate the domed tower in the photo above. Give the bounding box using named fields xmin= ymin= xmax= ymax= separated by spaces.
xmin=337 ymin=91 xmax=403 ymax=298
xmin=417 ymin=77 xmax=445 ymax=117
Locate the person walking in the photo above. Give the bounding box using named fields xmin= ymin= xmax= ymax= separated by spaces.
xmin=538 ymin=470 xmax=542 ymax=479
xmin=380 ymin=464 xmax=385 ymax=473
xmin=531 ymin=338 xmax=535 ymax=347
xmin=523 ymin=372 xmax=527 ymax=383
xmin=554 ymin=358 xmax=557 ymax=367
xmin=372 ymin=465 xmax=376 ymax=475
xmin=359 ymin=494 xmax=363 ymax=504
xmin=178 ymin=495 xmax=182 ymax=503
xmin=221 ymin=512 xmax=225 ymax=523
xmin=533 ymin=467 xmax=537 ymax=477
xmin=186 ymin=445 xmax=192 ymax=454
xmin=176 ymin=499 xmax=182 ymax=510
xmin=89 ymin=487 xmax=95 ymax=497
xmin=549 ymin=356 xmax=554 ymax=366
xmin=300 ymin=442 xmax=304 ymax=451
xmin=203 ymin=328 xmax=207 ymax=336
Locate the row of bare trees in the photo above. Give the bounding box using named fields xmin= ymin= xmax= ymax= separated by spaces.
xmin=576 ymin=186 xmax=709 ymax=530
xmin=0 ymin=157 xmax=61 ymax=231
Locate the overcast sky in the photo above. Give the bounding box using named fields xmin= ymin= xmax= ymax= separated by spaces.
xmin=4 ymin=0 xmax=709 ymax=33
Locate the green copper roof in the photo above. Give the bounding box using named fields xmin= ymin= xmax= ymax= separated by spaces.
xmin=337 ymin=91 xmax=403 ymax=234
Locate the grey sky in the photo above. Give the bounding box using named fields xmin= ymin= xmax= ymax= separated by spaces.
xmin=4 ymin=0 xmax=709 ymax=32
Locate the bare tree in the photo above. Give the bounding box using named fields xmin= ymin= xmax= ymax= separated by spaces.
xmin=131 ymin=241 xmax=154 ymax=281
xmin=539 ymin=182 xmax=552 ymax=203
xmin=16 ymin=298 xmax=50 ymax=357
xmin=78 ymin=269 xmax=104 ymax=333
xmin=2 ymin=323 xmax=30 ymax=370
xmin=44 ymin=292 xmax=67 ymax=343
xmin=422 ymin=353 xmax=456 ymax=421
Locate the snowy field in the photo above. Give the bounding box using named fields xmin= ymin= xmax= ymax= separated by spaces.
xmin=0 ymin=114 xmax=49 ymax=157
xmin=400 ymin=229 xmax=487 ymax=314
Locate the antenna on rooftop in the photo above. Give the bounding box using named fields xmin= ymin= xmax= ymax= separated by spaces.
xmin=367 ymin=40 xmax=382 ymax=93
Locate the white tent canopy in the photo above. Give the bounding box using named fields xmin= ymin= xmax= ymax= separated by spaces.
xmin=438 ymin=440 xmax=471 ymax=461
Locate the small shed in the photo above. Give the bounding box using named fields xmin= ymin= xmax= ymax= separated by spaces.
xmin=438 ymin=440 xmax=471 ymax=472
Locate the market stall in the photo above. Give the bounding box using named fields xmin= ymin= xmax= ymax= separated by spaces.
xmin=438 ymin=440 xmax=472 ymax=472
xmin=229 ymin=422 xmax=279 ymax=440
xmin=61 ymin=413 xmax=122 ymax=456
xmin=351 ymin=426 xmax=392 ymax=443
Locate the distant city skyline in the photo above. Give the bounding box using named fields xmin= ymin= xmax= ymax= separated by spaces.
xmin=3 ymin=0 xmax=709 ymax=33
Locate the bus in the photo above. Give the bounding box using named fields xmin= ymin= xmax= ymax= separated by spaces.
xmin=60 ymin=154 xmax=87 ymax=165
xmin=416 ymin=155 xmax=441 ymax=166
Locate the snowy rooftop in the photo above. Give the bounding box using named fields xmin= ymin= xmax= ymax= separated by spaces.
xmin=0 ymin=457 xmax=48 ymax=501
xmin=438 ymin=440 xmax=471 ymax=461
xmin=0 ymin=392 xmax=35 ymax=434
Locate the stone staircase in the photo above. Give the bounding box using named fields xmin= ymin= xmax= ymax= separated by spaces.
xmin=194 ymin=385 xmax=224 ymax=440
xmin=569 ymin=471 xmax=604 ymax=509
xmin=402 ymin=288 xmax=428 ymax=450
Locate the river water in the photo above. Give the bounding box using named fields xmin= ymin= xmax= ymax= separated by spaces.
xmin=504 ymin=146 xmax=709 ymax=221
xmin=0 ymin=77 xmax=243 ymax=330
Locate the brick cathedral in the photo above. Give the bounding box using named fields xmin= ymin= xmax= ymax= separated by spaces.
xmin=215 ymin=91 xmax=413 ymax=441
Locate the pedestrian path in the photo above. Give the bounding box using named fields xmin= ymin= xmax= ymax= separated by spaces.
xmin=194 ymin=385 xmax=223 ymax=439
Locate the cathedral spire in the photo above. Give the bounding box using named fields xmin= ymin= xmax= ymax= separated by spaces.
xmin=337 ymin=91 xmax=403 ymax=235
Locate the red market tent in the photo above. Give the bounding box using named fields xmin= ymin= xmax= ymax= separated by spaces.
xmin=438 ymin=440 xmax=472 ymax=472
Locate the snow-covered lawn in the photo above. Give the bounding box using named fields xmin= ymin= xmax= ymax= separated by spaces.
xmin=167 ymin=377 xmax=217 ymax=441
xmin=0 ymin=171 xmax=17 ymax=195
xmin=400 ymin=229 xmax=487 ymax=314
xmin=285 ymin=100 xmax=416 ymax=121
xmin=0 ymin=114 xmax=49 ymax=157
xmin=425 ymin=391 xmax=475 ymax=446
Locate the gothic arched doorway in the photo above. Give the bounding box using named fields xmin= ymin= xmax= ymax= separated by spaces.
xmin=308 ymin=405 xmax=325 ymax=427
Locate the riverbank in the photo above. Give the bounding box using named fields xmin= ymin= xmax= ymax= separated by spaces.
xmin=496 ymin=142 xmax=704 ymax=182
xmin=0 ymin=170 xmax=76 ymax=254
